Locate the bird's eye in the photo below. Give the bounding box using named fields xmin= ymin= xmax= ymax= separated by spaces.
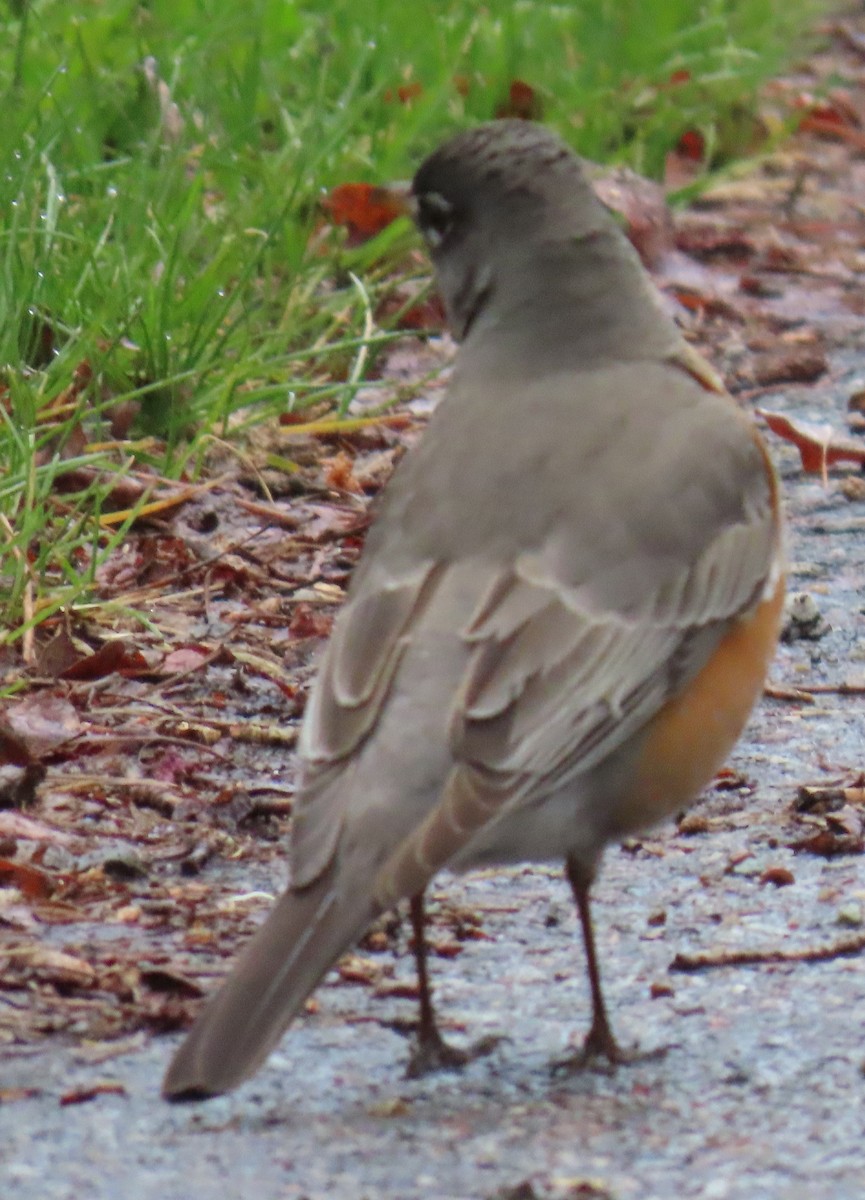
xmin=416 ymin=191 xmax=456 ymax=249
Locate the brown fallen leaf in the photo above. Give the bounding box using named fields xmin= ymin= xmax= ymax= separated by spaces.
xmin=3 ymin=945 xmax=96 ymax=987
xmin=675 ymin=221 xmax=757 ymax=260
xmin=756 ymin=409 xmax=865 ymax=483
xmin=50 ymin=466 xmax=147 ymax=509
xmin=321 ymin=449 xmax=363 ymax=495
xmin=59 ymin=639 xmax=150 ymax=682
xmin=789 ymin=829 xmax=864 ymax=857
xmin=59 ymin=1082 xmax=127 ymax=1106
xmin=430 ymin=939 xmax=463 ymax=959
xmin=288 ymin=603 xmax=334 ymax=640
xmin=760 ymin=866 xmax=795 ymax=887
xmin=797 ymin=782 xmax=865 ymax=813
xmin=139 ymin=966 xmax=205 ymax=998
xmin=749 ymin=350 xmax=827 ymax=389
xmin=337 ymin=953 xmax=385 ymax=986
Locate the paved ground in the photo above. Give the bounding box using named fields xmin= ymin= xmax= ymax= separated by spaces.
xmin=6 ymin=348 xmax=865 ymax=1198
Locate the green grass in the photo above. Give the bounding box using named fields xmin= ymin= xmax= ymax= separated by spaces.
xmin=0 ymin=0 xmax=819 ymax=647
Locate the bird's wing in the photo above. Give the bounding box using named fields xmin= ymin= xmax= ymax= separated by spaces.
xmin=371 ymin=492 xmax=778 ymax=904
xmin=291 ymin=364 xmax=780 ymax=898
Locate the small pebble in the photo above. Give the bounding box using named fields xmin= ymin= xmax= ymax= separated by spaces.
xmin=837 ymin=902 xmax=863 ymax=927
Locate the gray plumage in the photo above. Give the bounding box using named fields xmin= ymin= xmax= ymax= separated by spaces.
xmin=163 ymin=121 xmax=781 ymax=1099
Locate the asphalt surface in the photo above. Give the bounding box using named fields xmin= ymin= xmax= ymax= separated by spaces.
xmin=5 ymin=355 xmax=865 ymax=1199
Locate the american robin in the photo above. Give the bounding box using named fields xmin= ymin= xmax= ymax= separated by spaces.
xmin=163 ymin=121 xmax=784 ymax=1100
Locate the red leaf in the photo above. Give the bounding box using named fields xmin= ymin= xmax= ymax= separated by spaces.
xmin=495 ymin=79 xmax=542 ymax=121
xmin=677 ymin=129 xmax=705 ymax=161
xmin=60 ymin=1082 xmax=127 ymax=1106
xmin=384 ymin=81 xmax=422 ymax=104
xmin=60 ymin=640 xmax=149 ymax=682
xmin=793 ymin=89 xmax=861 ymax=129
xmin=322 ymin=183 xmax=406 ymax=246
xmin=0 ymin=858 xmax=55 ymax=900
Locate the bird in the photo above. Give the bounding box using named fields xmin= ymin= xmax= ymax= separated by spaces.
xmin=163 ymin=120 xmax=784 ymax=1100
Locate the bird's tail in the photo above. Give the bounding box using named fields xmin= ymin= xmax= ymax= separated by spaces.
xmin=162 ymin=865 xmax=378 ymax=1100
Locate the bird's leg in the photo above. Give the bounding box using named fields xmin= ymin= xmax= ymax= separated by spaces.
xmin=405 ymin=892 xmax=498 ymax=1078
xmin=554 ymin=855 xmax=667 ymax=1073
xmin=567 ymin=856 xmax=623 ymax=1063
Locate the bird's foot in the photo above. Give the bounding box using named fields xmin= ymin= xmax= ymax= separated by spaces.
xmin=551 ymin=1022 xmax=668 ymax=1076
xmin=406 ymin=1027 xmax=500 ymax=1079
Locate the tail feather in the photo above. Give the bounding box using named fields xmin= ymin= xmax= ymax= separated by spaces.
xmin=162 ymin=866 xmax=378 ymax=1099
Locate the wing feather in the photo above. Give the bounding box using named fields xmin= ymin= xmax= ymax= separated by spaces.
xmin=291 ymin=359 xmax=781 ymax=898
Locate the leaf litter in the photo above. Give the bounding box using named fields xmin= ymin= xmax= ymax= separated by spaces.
xmin=3 ymin=14 xmax=865 ymax=1053
xmin=8 ymin=16 xmax=865 ymax=1200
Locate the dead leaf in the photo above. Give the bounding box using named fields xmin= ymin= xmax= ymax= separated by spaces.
xmin=3 ymin=694 xmax=80 ymax=757
xmin=675 ymin=221 xmax=757 ymax=260
xmin=139 ymin=966 xmax=204 ymax=997
xmin=35 ymin=630 xmax=84 ymax=678
xmin=3 ymin=945 xmax=96 ymax=987
xmin=322 ymin=183 xmax=406 ymax=246
xmin=676 ymin=128 xmax=700 ymax=164
xmin=669 ymin=286 xmax=743 ymax=321
xmin=321 ymin=450 xmax=363 ymax=494
xmin=50 ymin=466 xmax=147 ymax=509
xmin=295 ymin=502 xmax=368 ymax=544
xmin=383 ymin=81 xmax=423 ymax=105
xmin=827 ymin=806 xmax=865 ymax=838
xmin=790 ymin=829 xmax=864 ymax=856
xmin=760 ymin=866 xmax=795 ymax=887
xmin=60 ymin=640 xmax=150 ymax=682
xmin=161 ymin=646 xmax=212 ymax=675
xmin=794 ymin=88 xmax=865 ymax=147
xmin=337 ymin=953 xmax=385 ymax=985
xmin=798 ymin=114 xmax=865 ymax=151
xmin=288 ymin=603 xmax=334 ymax=640
xmin=377 ymin=288 xmax=447 ymax=332
xmin=0 ymin=858 xmax=57 ymax=899
xmin=749 ymin=350 xmax=827 ymax=388
xmin=495 ymin=79 xmax=542 ymax=121
xmin=59 ymin=1082 xmax=127 ymax=1106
